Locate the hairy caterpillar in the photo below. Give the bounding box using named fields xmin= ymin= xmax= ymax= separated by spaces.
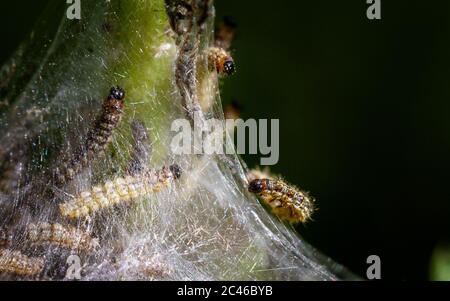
xmin=248 ymin=179 xmax=314 ymax=223
xmin=60 ymin=164 xmax=182 ymax=219
xmin=207 ymin=47 xmax=235 ymax=76
xmin=54 ymin=86 xmax=125 ymax=186
xmin=127 ymin=120 xmax=152 ymax=175
xmin=215 ymin=16 xmax=237 ymax=51
xmin=0 ymin=249 xmax=44 ymax=278
xmin=26 ymin=222 xmax=99 ymax=252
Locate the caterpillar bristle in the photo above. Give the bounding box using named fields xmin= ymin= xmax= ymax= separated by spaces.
xmin=0 ymin=249 xmax=44 ymax=278
xmin=59 ymin=164 xmax=182 ymax=219
xmin=248 ymin=178 xmax=314 ymax=224
xmin=54 ymin=86 xmax=126 ymax=186
xmin=26 ymin=222 xmax=99 ymax=252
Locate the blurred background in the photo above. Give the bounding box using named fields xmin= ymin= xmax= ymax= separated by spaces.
xmin=1 ymin=0 xmax=450 ymax=280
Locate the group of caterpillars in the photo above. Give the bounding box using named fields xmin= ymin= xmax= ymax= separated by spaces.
xmin=212 ymin=17 xmax=316 ymax=224
xmin=0 ymin=1 xmax=313 ymax=280
xmin=0 ymin=222 xmax=98 ymax=279
xmin=169 ymin=3 xmax=316 ymax=226
xmin=0 ymin=86 xmax=182 ymax=279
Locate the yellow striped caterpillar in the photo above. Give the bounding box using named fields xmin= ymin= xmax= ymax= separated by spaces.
xmin=54 ymin=86 xmax=125 ymax=186
xmin=0 ymin=249 xmax=44 ymax=278
xmin=26 ymin=222 xmax=99 ymax=252
xmin=60 ymin=164 xmax=182 ymax=219
xmin=248 ymin=178 xmax=314 ymax=224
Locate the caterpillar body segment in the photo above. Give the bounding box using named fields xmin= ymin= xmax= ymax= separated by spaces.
xmin=60 ymin=164 xmax=182 ymax=219
xmin=26 ymin=223 xmax=99 ymax=252
xmin=0 ymin=249 xmax=44 ymax=278
xmin=248 ymin=179 xmax=314 ymax=224
xmin=54 ymin=86 xmax=125 ymax=186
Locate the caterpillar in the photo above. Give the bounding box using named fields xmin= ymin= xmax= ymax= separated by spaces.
xmin=215 ymin=16 xmax=237 ymax=51
xmin=248 ymin=178 xmax=314 ymax=224
xmin=0 ymin=249 xmax=44 ymax=278
xmin=207 ymin=47 xmax=235 ymax=76
xmin=26 ymin=222 xmax=99 ymax=252
xmin=127 ymin=120 xmax=152 ymax=175
xmin=60 ymin=164 xmax=182 ymax=219
xmin=54 ymin=86 xmax=126 ymax=186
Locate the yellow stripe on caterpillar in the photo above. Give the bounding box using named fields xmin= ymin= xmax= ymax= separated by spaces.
xmin=0 ymin=249 xmax=44 ymax=277
xmin=26 ymin=223 xmax=99 ymax=252
xmin=248 ymin=178 xmax=314 ymax=224
xmin=59 ymin=164 xmax=182 ymax=219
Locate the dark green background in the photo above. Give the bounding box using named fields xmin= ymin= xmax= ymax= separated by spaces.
xmin=1 ymin=0 xmax=450 ymax=280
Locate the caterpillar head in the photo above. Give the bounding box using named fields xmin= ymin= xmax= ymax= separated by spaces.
xmin=248 ymin=179 xmax=268 ymax=193
xmin=222 ymin=59 xmax=235 ymax=75
xmin=105 ymin=86 xmax=125 ymax=112
xmin=110 ymin=86 xmax=125 ymax=101
xmin=169 ymin=164 xmax=182 ymax=180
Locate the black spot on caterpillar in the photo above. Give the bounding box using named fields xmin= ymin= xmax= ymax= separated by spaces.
xmin=215 ymin=16 xmax=237 ymax=51
xmin=248 ymin=178 xmax=314 ymax=224
xmin=59 ymin=164 xmax=182 ymax=219
xmin=54 ymin=86 xmax=125 ymax=186
xmin=207 ymin=47 xmax=235 ymax=76
xmin=127 ymin=120 xmax=152 ymax=176
xmin=26 ymin=222 xmax=99 ymax=253
xmin=0 ymin=249 xmax=44 ymax=278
